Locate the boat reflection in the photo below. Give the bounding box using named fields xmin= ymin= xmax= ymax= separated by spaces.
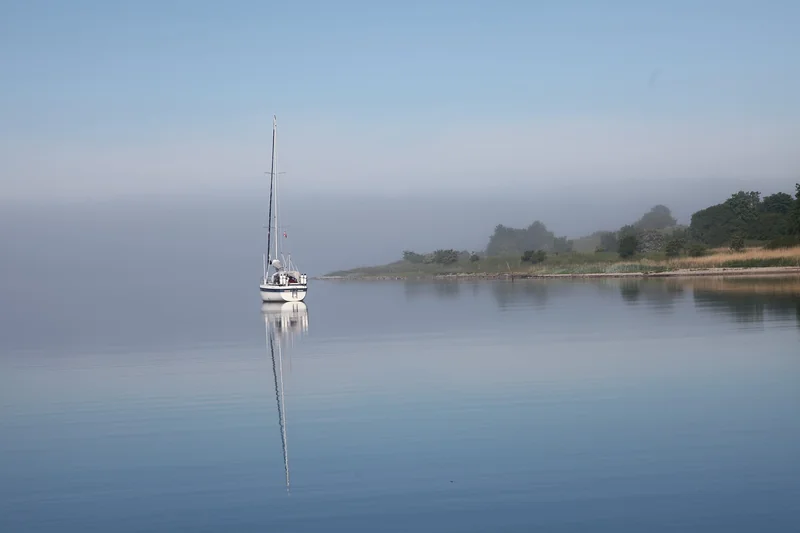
xmin=262 ymin=302 xmax=309 ymax=494
xmin=262 ymin=302 xmax=309 ymax=341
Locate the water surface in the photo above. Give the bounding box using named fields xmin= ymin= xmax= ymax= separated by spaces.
xmin=1 ymin=277 xmax=799 ymax=532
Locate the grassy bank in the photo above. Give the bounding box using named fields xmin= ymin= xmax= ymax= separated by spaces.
xmin=321 ymin=246 xmax=800 ymax=279
xmin=666 ymin=247 xmax=800 ymax=269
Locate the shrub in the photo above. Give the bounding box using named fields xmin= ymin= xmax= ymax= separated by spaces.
xmin=729 ymin=233 xmax=745 ymax=252
xmin=403 ymin=250 xmax=425 ymax=263
xmin=665 ymin=238 xmax=686 ymax=258
xmin=521 ymin=250 xmax=547 ymax=264
xmin=688 ymin=244 xmax=708 ymax=257
xmin=618 ymin=235 xmax=638 ymax=259
xmin=764 ymin=236 xmax=800 ymax=250
xmin=432 ymin=249 xmax=459 ymax=265
xmin=469 ymin=253 xmax=480 ymax=262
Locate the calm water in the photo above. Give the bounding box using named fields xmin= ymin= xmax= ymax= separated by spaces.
xmin=2 ymin=277 xmax=799 ymax=532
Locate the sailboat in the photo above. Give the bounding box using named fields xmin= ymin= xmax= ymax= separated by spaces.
xmin=260 ymin=115 xmax=309 ymax=303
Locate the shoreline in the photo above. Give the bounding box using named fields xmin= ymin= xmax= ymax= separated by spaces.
xmin=315 ymin=266 xmax=800 ymax=282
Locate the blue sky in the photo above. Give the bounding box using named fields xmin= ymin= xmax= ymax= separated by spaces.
xmin=2 ymin=0 xmax=799 ymax=200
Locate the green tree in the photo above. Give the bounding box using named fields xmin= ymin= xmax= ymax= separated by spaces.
xmin=521 ymin=250 xmax=547 ymax=264
xmin=725 ymin=191 xmax=761 ymax=222
xmin=598 ymin=231 xmax=619 ymax=253
xmin=690 ymin=188 xmax=797 ymax=245
xmin=618 ymin=224 xmax=637 ymax=239
xmin=665 ymin=237 xmax=686 ymax=258
xmin=670 ymin=227 xmax=690 ymax=240
xmin=552 ymin=236 xmax=573 ymax=253
xmin=403 ymin=250 xmax=424 ymax=263
xmin=791 ymin=184 xmax=800 ymax=236
xmin=618 ymin=235 xmax=638 ymax=258
xmin=729 ymin=233 xmax=745 ymax=252
xmin=469 ymin=252 xmax=480 ymax=263
xmin=761 ymin=192 xmax=794 ymax=214
xmin=688 ymin=244 xmax=708 ymax=257
xmin=635 ymin=205 xmax=677 ymax=231
xmin=432 ymin=249 xmax=459 ymax=265
xmin=485 ymin=224 xmax=520 ymax=256
xmin=690 ymin=203 xmax=746 ymax=246
xmin=764 ymin=236 xmax=800 ymax=249
xmin=485 ymin=221 xmax=563 ymax=256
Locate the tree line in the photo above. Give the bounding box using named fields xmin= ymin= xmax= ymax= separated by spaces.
xmin=689 ymin=188 xmax=800 ymax=247
xmin=400 ymin=184 xmax=800 ymax=264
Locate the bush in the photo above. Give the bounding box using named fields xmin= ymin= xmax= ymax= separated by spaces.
xmin=521 ymin=250 xmax=547 ymax=264
xmin=729 ymin=233 xmax=745 ymax=252
xmin=469 ymin=253 xmax=480 ymax=262
xmin=688 ymin=244 xmax=708 ymax=257
xmin=665 ymin=238 xmax=686 ymax=258
xmin=403 ymin=250 xmax=425 ymax=263
xmin=764 ymin=236 xmax=800 ymax=250
xmin=599 ymin=231 xmax=619 ymax=253
xmin=432 ymin=249 xmax=459 ymax=265
xmin=618 ymin=235 xmax=638 ymax=259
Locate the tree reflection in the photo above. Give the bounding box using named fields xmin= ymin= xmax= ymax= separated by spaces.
xmin=491 ymin=280 xmax=550 ymax=309
xmin=404 ymin=280 xmax=461 ymax=299
xmin=689 ymin=276 xmax=800 ymax=327
xmin=618 ymin=279 xmax=685 ymax=311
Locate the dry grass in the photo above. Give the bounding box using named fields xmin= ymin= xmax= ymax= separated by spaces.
xmin=668 ymin=246 xmax=800 ymax=269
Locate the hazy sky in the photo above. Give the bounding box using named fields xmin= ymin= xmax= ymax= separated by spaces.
xmin=2 ymin=0 xmax=799 ymax=201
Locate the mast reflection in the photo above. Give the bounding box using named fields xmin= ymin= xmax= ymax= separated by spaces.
xmin=262 ymin=302 xmax=309 ymax=494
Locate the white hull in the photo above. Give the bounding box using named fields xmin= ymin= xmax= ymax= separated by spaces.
xmin=260 ymin=284 xmax=308 ymax=303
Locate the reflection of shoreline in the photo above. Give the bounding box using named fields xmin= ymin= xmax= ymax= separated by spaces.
xmin=404 ymin=280 xmax=461 ymax=300
xmin=318 ymin=266 xmax=800 ymax=281
xmin=617 ymin=276 xmax=800 ymax=326
xmin=483 ymin=275 xmax=800 ymax=326
xmin=681 ymin=275 xmax=800 ymax=296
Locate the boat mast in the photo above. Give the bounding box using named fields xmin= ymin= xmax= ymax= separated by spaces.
xmin=273 ymin=125 xmax=280 ymax=265
xmin=266 ymin=115 xmax=277 ymax=273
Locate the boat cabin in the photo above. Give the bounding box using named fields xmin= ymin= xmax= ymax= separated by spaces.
xmin=269 ymin=271 xmax=306 ymax=286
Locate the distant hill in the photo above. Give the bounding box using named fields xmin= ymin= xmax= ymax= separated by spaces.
xmin=325 ymin=184 xmax=800 ymax=275
xmin=486 ymin=204 xmax=684 ymax=256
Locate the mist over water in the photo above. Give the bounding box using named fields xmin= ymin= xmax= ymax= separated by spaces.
xmin=2 ymin=179 xmax=793 ymax=353
xmin=2 ymin=176 xmax=793 ymax=281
